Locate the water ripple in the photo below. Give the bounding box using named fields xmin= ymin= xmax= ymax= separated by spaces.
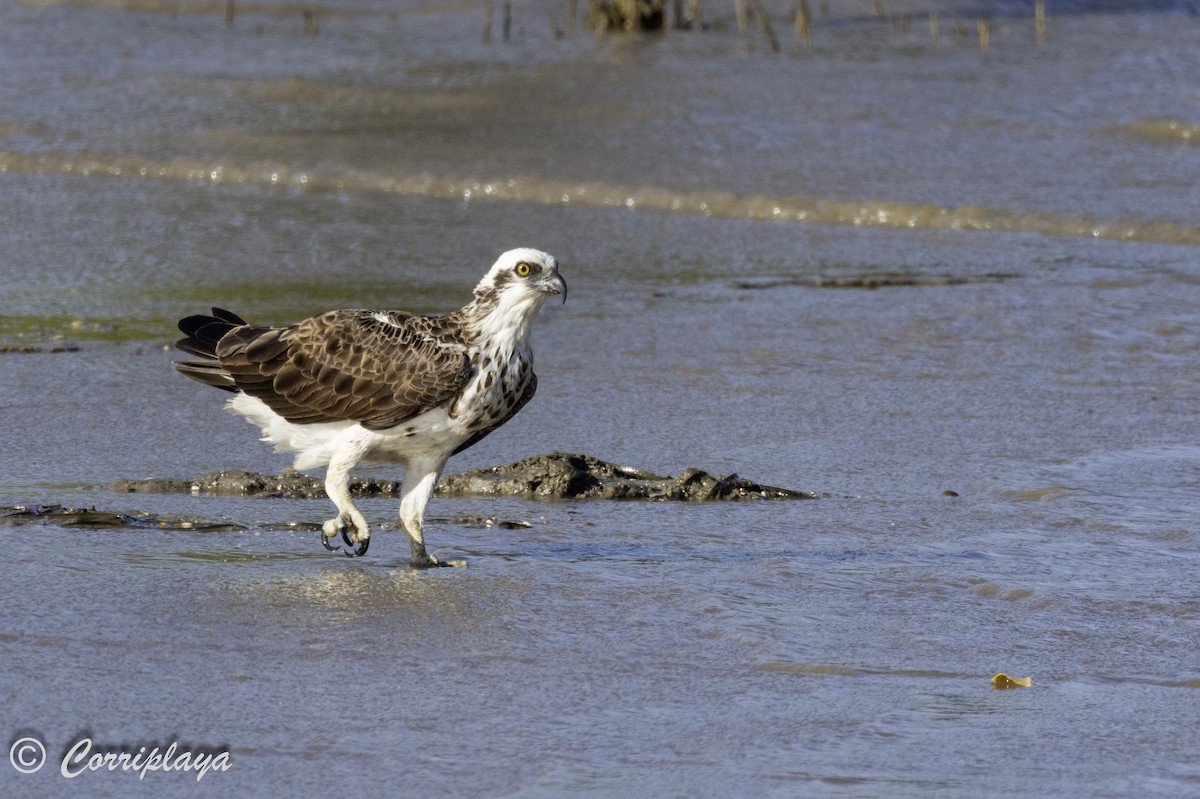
xmin=3 ymin=148 xmax=1200 ymax=245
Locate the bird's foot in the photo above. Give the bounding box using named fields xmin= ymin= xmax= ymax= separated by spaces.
xmin=321 ymin=516 xmax=370 ymax=557
xmin=409 ymin=551 xmax=467 ymax=569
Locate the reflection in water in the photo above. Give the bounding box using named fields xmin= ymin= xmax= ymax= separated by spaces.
xmin=3 ymin=148 xmax=1199 ymax=245
xmin=228 ymin=565 xmax=491 ymax=633
xmin=260 ymin=566 xmax=445 ymax=615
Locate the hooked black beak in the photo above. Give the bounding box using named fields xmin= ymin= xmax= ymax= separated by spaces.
xmin=544 ymin=270 xmax=567 ymax=304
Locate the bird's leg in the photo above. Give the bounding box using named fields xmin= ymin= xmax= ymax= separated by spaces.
xmin=320 ymin=456 xmax=370 ymax=557
xmin=399 ymin=460 xmax=465 ymax=569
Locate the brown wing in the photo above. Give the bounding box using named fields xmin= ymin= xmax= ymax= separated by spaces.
xmin=216 ymin=310 xmax=471 ymax=431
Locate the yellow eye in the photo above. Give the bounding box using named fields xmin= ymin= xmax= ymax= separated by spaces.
xmin=515 ymin=262 xmax=532 ymax=277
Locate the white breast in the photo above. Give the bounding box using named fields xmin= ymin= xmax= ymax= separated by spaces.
xmin=452 ymin=345 xmax=532 ymax=430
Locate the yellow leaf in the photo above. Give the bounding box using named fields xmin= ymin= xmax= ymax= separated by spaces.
xmin=991 ymin=673 xmax=1033 ymax=689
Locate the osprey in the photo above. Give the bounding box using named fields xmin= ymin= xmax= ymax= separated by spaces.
xmin=173 ymin=248 xmax=566 ymax=566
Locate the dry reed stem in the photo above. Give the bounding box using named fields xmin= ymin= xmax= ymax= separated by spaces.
xmin=734 ymin=0 xmax=749 ymax=48
xmin=794 ymin=0 xmax=810 ymax=48
xmin=750 ymin=0 xmax=779 ymax=52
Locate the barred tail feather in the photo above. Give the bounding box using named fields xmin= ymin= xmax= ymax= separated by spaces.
xmin=174 ymin=359 xmax=237 ymax=391
xmin=173 ymin=307 xmax=248 ymax=392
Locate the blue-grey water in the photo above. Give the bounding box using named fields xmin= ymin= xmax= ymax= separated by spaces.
xmin=2 ymin=0 xmax=1199 ymax=796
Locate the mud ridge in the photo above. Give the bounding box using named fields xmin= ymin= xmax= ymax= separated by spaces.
xmin=1 ymin=504 xmax=245 ymax=531
xmin=1 ymin=505 xmax=536 ymax=533
xmin=111 ymin=452 xmax=815 ymax=502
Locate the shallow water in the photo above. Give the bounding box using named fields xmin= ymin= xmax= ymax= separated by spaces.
xmin=2 ymin=0 xmax=1200 ymax=796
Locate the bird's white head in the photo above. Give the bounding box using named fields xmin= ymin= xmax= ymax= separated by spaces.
xmin=471 ymin=248 xmax=567 ymax=315
xmin=465 ymin=248 xmax=566 ymax=347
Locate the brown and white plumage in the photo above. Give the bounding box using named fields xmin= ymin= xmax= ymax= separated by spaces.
xmin=174 ymin=248 xmax=566 ymax=565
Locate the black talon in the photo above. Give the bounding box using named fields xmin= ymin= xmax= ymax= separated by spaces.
xmin=320 ymin=523 xmax=369 ymax=557
xmin=340 ymin=526 xmax=369 ymax=557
